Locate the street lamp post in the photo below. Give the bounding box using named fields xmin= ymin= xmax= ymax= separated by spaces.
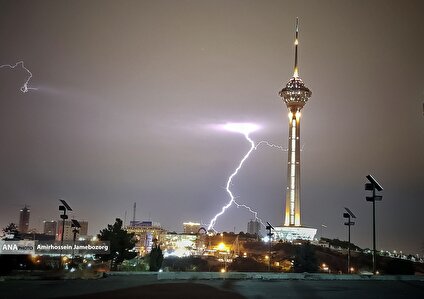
xmin=365 ymin=175 xmax=383 ymax=275
xmin=71 ymin=219 xmax=81 ymax=262
xmin=321 ymin=224 xmax=327 ymax=240
xmin=343 ymin=207 xmax=356 ymax=274
xmin=266 ymin=222 xmax=274 ymax=272
xmin=58 ymin=199 xmax=73 ymax=269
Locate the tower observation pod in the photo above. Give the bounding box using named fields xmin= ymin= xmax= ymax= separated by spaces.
xmin=279 ymin=18 xmax=312 ymax=227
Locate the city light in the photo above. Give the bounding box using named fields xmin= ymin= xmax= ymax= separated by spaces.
xmin=217 ymin=242 xmax=228 ymax=251
xmin=295 ymin=111 xmax=301 ymax=119
xmin=321 ymin=263 xmax=329 ymax=272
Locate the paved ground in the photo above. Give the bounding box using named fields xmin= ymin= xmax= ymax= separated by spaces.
xmin=1 ymin=275 xmax=423 ymax=299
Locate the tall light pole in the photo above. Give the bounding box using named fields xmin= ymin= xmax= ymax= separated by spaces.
xmin=58 ymin=199 xmax=72 ymax=269
xmin=365 ymin=175 xmax=383 ymax=275
xmin=71 ymin=219 xmax=81 ymax=262
xmin=321 ymin=224 xmax=327 ymax=240
xmin=266 ymin=222 xmax=274 ymax=272
xmin=343 ymin=207 xmax=356 ymax=274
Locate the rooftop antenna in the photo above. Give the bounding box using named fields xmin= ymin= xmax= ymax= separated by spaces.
xmin=132 ymin=202 xmax=136 ymax=223
xmin=293 ymin=17 xmax=299 ymax=78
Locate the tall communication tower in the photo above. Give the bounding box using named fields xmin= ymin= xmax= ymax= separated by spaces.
xmin=279 ymin=18 xmax=312 ymax=227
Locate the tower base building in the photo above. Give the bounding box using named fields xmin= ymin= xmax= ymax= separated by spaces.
xmin=272 ymin=226 xmax=316 ymax=241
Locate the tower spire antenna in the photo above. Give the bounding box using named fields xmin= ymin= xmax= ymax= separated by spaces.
xmin=293 ymin=17 xmax=299 ymax=78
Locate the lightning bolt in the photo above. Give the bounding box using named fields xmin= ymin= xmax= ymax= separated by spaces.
xmin=207 ymin=130 xmax=262 ymax=231
xmin=255 ymin=140 xmax=288 ymax=152
xmin=207 ymin=124 xmax=298 ymax=232
xmin=0 ymin=61 xmax=37 ymax=93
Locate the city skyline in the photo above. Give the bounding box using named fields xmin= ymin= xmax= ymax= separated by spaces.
xmin=0 ymin=1 xmax=423 ymax=254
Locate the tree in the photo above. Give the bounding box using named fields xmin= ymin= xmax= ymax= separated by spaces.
xmin=293 ymin=242 xmax=319 ymax=273
xmin=2 ymin=223 xmax=21 ymax=240
xmin=383 ymin=258 xmax=415 ymax=275
xmin=229 ymin=257 xmax=268 ymax=272
xmin=148 ymin=240 xmax=164 ymax=271
xmin=162 ymin=257 xmax=209 ymax=272
xmin=96 ymin=218 xmax=137 ymax=271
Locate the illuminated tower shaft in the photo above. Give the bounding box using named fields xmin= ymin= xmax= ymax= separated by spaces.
xmin=279 ymin=18 xmax=311 ymax=227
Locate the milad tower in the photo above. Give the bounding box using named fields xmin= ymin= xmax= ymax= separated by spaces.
xmin=274 ymin=19 xmax=316 ymax=241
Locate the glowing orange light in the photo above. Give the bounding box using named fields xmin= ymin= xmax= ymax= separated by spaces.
xmin=295 ymin=111 xmax=301 ymax=119
xmin=217 ymin=242 xmax=227 ymax=251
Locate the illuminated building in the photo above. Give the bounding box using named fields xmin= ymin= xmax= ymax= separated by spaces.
xmin=162 ymin=233 xmax=201 ymax=257
xmin=183 ymin=222 xmax=201 ymax=234
xmin=247 ymin=219 xmax=261 ymax=236
xmin=18 ymin=205 xmax=30 ymax=234
xmin=56 ymin=220 xmax=88 ymax=241
xmin=126 ymin=221 xmax=166 ymax=256
xmin=43 ymin=220 xmax=57 ymax=236
xmin=274 ymin=19 xmax=316 ymax=241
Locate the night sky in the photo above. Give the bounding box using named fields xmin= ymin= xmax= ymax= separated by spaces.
xmin=1 ymin=0 xmax=423 ymax=254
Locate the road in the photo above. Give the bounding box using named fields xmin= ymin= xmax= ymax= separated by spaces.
xmin=0 ymin=275 xmax=423 ymax=299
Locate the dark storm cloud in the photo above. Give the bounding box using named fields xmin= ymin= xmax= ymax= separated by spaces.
xmin=0 ymin=0 xmax=423 ymax=253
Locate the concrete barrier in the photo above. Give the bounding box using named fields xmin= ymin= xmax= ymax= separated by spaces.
xmin=106 ymin=271 xmax=424 ymax=281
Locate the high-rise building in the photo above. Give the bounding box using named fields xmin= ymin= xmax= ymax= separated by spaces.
xmin=78 ymin=221 xmax=88 ymax=236
xmin=183 ymin=222 xmax=201 ymax=234
xmin=126 ymin=221 xmax=166 ymax=256
xmin=56 ymin=220 xmax=88 ymax=241
xmin=274 ymin=19 xmax=316 ymax=241
xmin=43 ymin=220 xmax=57 ymax=236
xmin=18 ymin=205 xmax=30 ymax=234
xmin=247 ymin=220 xmax=261 ymax=236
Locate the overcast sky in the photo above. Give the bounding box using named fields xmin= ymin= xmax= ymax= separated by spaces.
xmin=0 ymin=0 xmax=423 ymax=253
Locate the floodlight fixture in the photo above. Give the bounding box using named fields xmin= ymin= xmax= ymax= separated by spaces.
xmin=344 ymin=207 xmax=357 ymax=219
xmin=71 ymin=219 xmax=81 ymax=228
xmin=59 ymin=199 xmax=73 ymax=211
xmin=266 ymin=222 xmax=275 ymax=230
xmin=366 ymin=175 xmax=383 ymax=191
xmin=365 ymin=183 xmax=374 ymax=191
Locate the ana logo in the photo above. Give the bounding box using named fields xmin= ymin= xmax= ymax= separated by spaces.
xmin=2 ymin=243 xmax=18 ymax=250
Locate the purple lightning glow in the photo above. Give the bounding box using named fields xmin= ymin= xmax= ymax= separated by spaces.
xmin=0 ymin=61 xmax=37 ymax=93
